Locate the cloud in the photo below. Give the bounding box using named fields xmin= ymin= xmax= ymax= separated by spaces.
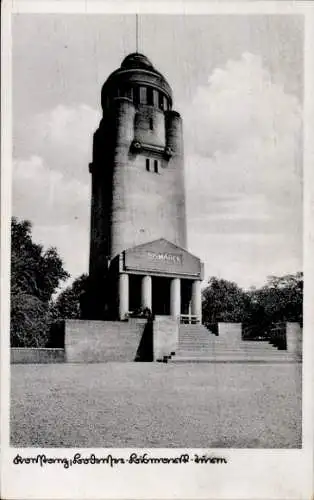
xmin=12 ymin=104 xmax=101 ymax=281
xmin=12 ymin=102 xmax=99 ymax=277
xmin=184 ymin=52 xmax=301 ymax=157
xmin=13 ymin=154 xmax=90 ymax=228
xmin=183 ymin=53 xmax=302 ymax=285
xmin=13 ymin=154 xmax=91 ymax=279
xmin=188 ymin=232 xmax=301 ymax=290
xmin=15 ymin=104 xmax=101 ymax=182
xmin=36 ymin=104 xmax=100 ymax=149
xmin=32 ymin=224 xmax=89 ymax=282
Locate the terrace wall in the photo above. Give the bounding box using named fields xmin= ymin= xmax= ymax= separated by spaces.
xmin=11 ymin=348 xmax=65 ymax=364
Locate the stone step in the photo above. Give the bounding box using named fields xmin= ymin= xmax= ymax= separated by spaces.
xmin=178 ymin=338 xmax=276 ymax=345
xmin=179 ymin=337 xmax=213 ymax=340
xmin=176 ymin=353 xmax=284 ymax=358
xmin=178 ymin=339 xmax=274 ymax=346
xmin=176 ymin=344 xmax=285 ymax=351
xmin=179 ymin=335 xmax=272 ymax=344
xmin=179 ymin=338 xmax=274 ymax=349
xmin=176 ymin=347 xmax=282 ymax=353
xmin=175 ymin=350 xmax=290 ymax=357
xmin=173 ymin=323 xmax=300 ymax=362
xmin=168 ymin=356 xmax=300 ymax=363
xmin=179 ymin=325 xmax=213 ymax=335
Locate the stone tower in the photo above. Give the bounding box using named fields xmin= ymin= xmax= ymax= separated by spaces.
xmin=88 ymin=53 xmax=202 ymax=321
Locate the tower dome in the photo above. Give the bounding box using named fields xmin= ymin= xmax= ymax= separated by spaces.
xmin=120 ymin=52 xmax=154 ymax=70
xmin=101 ymin=52 xmax=173 ymax=111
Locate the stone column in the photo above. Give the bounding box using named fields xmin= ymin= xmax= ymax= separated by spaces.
xmin=141 ymin=275 xmax=152 ymax=310
xmin=170 ymin=278 xmax=181 ymax=319
xmin=191 ymin=280 xmax=202 ymax=323
xmin=119 ymin=273 xmax=129 ymax=320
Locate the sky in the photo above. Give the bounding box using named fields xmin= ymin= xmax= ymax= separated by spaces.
xmin=12 ymin=13 xmax=303 ymax=290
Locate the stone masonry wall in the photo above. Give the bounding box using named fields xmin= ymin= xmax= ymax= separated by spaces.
xmin=153 ymin=315 xmax=178 ymax=360
xmin=11 ymin=348 xmax=65 ymax=364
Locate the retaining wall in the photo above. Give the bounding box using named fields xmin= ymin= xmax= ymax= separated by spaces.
xmin=286 ymin=322 xmax=302 ymax=358
xmin=64 ymin=319 xmax=146 ymax=363
xmin=11 ymin=348 xmax=65 ymax=364
xmin=218 ymin=323 xmax=242 ymax=343
xmin=153 ymin=315 xmax=178 ymax=360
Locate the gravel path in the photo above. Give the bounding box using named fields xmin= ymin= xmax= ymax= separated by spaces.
xmin=11 ymin=362 xmax=301 ymax=448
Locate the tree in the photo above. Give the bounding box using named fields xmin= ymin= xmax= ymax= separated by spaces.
xmin=249 ymin=272 xmax=303 ymax=325
xmin=11 ymin=293 xmax=50 ymax=347
xmin=11 ymin=217 xmax=69 ymax=301
xmin=52 ymin=274 xmax=89 ymax=320
xmin=201 ymin=273 xmax=303 ymax=339
xmin=10 ymin=217 xmax=69 ymax=347
xmin=202 ymin=277 xmax=249 ymax=325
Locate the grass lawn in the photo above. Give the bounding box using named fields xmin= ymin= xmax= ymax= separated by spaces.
xmin=11 ymin=362 xmax=301 ymax=448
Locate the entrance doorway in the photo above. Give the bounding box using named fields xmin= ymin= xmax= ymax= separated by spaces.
xmin=181 ymin=280 xmax=192 ymax=315
xmin=152 ymin=277 xmax=171 ymax=315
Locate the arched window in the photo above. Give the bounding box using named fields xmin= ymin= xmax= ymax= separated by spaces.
xmin=146 ymin=159 xmax=150 ymax=171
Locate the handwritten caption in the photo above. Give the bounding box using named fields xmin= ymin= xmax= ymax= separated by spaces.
xmin=13 ymin=453 xmax=227 ymax=469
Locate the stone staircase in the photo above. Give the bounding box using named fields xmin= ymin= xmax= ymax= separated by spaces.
xmin=168 ymin=324 xmax=300 ymax=363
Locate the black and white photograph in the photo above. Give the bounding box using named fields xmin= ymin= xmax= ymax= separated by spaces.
xmin=1 ymin=1 xmax=314 ymax=499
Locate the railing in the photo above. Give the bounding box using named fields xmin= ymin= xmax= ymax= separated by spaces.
xmin=180 ymin=314 xmax=200 ymax=324
xmin=126 ymin=312 xmax=201 ymax=324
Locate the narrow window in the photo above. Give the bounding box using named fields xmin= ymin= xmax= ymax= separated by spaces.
xmin=140 ymin=87 xmax=147 ymax=104
xmin=127 ymin=86 xmax=133 ymax=100
xmin=134 ymin=87 xmax=140 ymax=105
xmin=158 ymin=92 xmax=164 ymax=110
xmin=154 ymin=160 xmax=158 ymax=173
xmin=149 ymin=117 xmax=154 ymax=130
xmin=163 ymin=96 xmax=168 ymax=110
xmin=153 ymin=89 xmax=159 ymax=107
xmin=146 ymin=159 xmax=150 ymax=171
xmin=147 ymin=88 xmax=154 ymax=106
xmin=123 ymin=86 xmax=133 ymax=100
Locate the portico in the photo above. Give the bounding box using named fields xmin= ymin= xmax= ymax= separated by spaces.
xmin=117 ymin=238 xmax=203 ymax=323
